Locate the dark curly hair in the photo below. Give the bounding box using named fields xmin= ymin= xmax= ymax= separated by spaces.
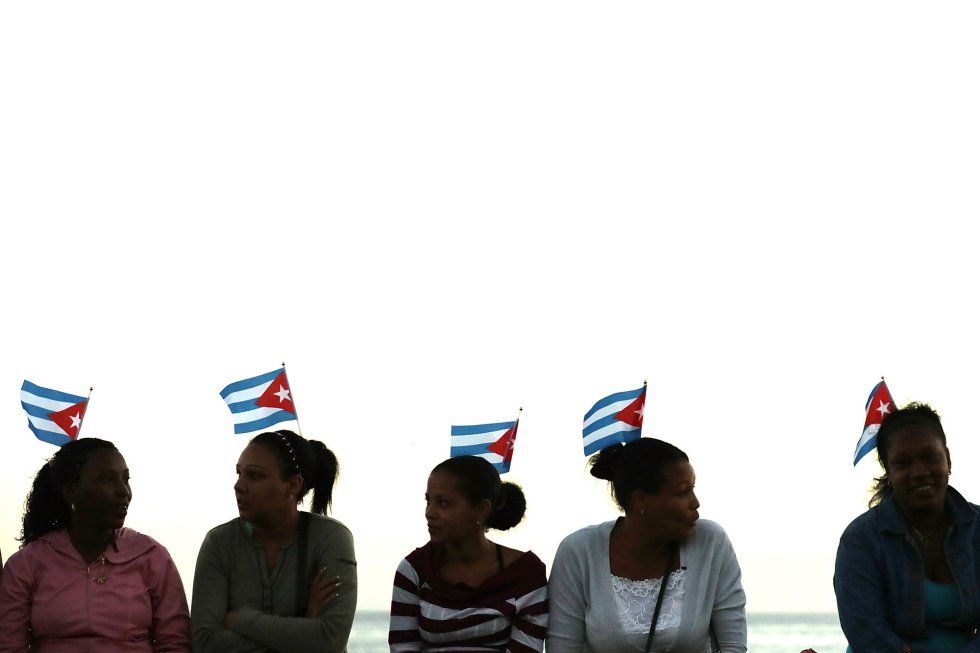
xmin=590 ymin=438 xmax=689 ymax=512
xmin=869 ymin=402 xmax=948 ymax=507
xmin=20 ymin=438 xmax=118 ymax=546
xmin=249 ymin=430 xmax=339 ymax=515
xmin=432 ymin=456 xmax=527 ymax=531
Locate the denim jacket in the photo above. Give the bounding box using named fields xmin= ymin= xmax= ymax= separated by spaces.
xmin=835 ymin=487 xmax=980 ymax=653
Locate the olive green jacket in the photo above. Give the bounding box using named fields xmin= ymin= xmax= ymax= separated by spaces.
xmin=191 ymin=514 xmax=356 ymax=653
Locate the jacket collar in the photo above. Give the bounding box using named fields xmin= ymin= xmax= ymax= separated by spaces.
xmin=238 ymin=516 xmax=304 ymax=548
xmin=38 ymin=527 xmax=155 ymax=564
xmin=877 ymin=485 xmax=976 ymax=533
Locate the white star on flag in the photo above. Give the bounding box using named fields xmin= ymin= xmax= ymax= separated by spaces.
xmin=69 ymin=413 xmax=82 ymax=431
xmin=274 ymin=385 xmax=291 ymax=404
xmin=635 ymin=405 xmax=645 ymax=421
xmin=876 ymin=400 xmax=891 ymax=417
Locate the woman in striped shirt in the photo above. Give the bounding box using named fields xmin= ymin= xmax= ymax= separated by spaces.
xmin=388 ymin=456 xmax=548 ymax=653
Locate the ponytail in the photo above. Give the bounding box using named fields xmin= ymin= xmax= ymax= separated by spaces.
xmin=307 ymin=439 xmax=338 ymax=515
xmin=250 ymin=430 xmax=340 ymax=515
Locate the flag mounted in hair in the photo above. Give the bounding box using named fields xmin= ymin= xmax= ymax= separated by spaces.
xmin=21 ymin=380 xmax=90 ymax=446
xmin=853 ymin=379 xmax=895 ymax=466
xmin=220 ymin=367 xmax=297 ymax=435
xmin=450 ymin=419 xmax=520 ymax=473
xmin=583 ymin=385 xmax=646 ymax=456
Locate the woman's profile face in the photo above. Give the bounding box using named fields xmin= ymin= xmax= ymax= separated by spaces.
xmin=639 ymin=461 xmax=700 ymax=542
xmin=66 ymin=449 xmax=132 ymax=531
xmin=885 ymin=425 xmax=950 ymax=518
xmin=424 ymin=470 xmax=485 ymax=545
xmin=234 ymin=442 xmax=292 ymax=525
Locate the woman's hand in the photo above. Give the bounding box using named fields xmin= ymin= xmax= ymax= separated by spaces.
xmin=223 ymin=611 xmax=237 ymax=629
xmin=306 ymin=568 xmax=342 ymax=618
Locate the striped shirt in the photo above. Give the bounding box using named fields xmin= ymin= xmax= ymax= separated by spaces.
xmin=389 ymin=542 xmax=548 ymax=653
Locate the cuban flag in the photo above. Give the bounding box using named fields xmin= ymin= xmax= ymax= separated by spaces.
xmin=853 ymin=379 xmax=895 ymax=466
xmin=450 ymin=420 xmax=520 ymax=473
xmin=21 ymin=380 xmax=90 ymax=446
xmin=220 ymin=368 xmax=297 ymax=435
xmin=583 ymin=385 xmax=646 ymax=456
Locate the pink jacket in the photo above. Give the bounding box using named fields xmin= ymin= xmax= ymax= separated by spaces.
xmin=0 ymin=528 xmax=191 ymax=653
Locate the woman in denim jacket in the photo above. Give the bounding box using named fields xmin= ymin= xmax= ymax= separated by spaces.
xmin=835 ymin=403 xmax=980 ymax=653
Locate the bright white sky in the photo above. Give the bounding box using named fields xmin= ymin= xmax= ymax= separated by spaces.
xmin=2 ymin=2 xmax=980 ymax=616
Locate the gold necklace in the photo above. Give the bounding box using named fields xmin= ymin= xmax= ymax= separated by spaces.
xmin=910 ymin=525 xmax=940 ymax=546
xmin=83 ymin=556 xmax=108 ymax=584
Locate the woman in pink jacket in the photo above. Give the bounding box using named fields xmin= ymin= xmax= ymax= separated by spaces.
xmin=0 ymin=438 xmax=191 ymax=652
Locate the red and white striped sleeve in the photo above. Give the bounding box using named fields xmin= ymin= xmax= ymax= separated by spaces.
xmin=388 ymin=557 xmax=423 ymax=652
xmin=507 ymin=559 xmax=548 ymax=653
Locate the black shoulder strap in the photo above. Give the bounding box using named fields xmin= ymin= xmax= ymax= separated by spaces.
xmin=495 ymin=543 xmax=504 ymax=573
xmin=295 ymin=512 xmax=312 ymax=617
xmin=644 ymin=542 xmax=677 ymax=653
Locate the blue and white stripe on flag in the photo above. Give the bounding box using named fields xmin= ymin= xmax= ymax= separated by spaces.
xmin=451 ymin=421 xmax=518 ymax=473
xmin=21 ymin=380 xmax=88 ymax=447
xmin=220 ymin=368 xmax=297 ymax=435
xmin=853 ymin=379 xmax=895 ymax=466
xmin=583 ymin=386 xmax=646 ymax=456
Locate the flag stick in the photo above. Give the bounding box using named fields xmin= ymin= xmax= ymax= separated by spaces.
xmin=80 ymin=386 xmax=93 ymax=440
xmin=282 ymin=362 xmax=303 ymax=437
xmin=516 ymin=406 xmax=523 ymax=422
xmin=641 ymin=380 xmax=648 ymax=441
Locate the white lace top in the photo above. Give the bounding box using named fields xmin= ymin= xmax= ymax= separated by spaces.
xmin=611 ymin=568 xmax=686 ymax=651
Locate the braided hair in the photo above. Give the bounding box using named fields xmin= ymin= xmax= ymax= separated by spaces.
xmin=20 ymin=438 xmax=118 ymax=546
xmin=249 ymin=430 xmax=339 ymax=515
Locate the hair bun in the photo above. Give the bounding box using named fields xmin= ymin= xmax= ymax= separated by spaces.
xmin=589 ymin=443 xmax=623 ymax=481
xmin=485 ymin=481 xmax=526 ymax=531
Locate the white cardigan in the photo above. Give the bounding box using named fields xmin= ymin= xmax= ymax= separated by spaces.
xmin=546 ymin=519 xmax=747 ymax=653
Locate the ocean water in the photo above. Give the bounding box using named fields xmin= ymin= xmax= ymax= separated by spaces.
xmin=348 ymin=611 xmax=847 ymax=652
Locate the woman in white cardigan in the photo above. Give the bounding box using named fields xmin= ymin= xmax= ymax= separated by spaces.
xmin=547 ymin=438 xmax=746 ymax=653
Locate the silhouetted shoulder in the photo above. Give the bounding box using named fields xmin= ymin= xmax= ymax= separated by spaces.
xmin=202 ymin=517 xmax=242 ymax=540
xmin=307 ymin=513 xmax=353 ymax=539
xmin=557 ymin=520 xmax=615 ymax=551
xmin=839 ymin=507 xmax=879 ymax=542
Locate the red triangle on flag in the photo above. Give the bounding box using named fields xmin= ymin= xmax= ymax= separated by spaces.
xmin=48 ymin=401 xmax=88 ymax=441
xmin=256 ymin=371 xmax=296 ymax=414
xmin=864 ymin=382 xmax=895 ymax=430
xmin=615 ymin=390 xmax=646 ymax=428
xmin=487 ymin=422 xmax=519 ymax=462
